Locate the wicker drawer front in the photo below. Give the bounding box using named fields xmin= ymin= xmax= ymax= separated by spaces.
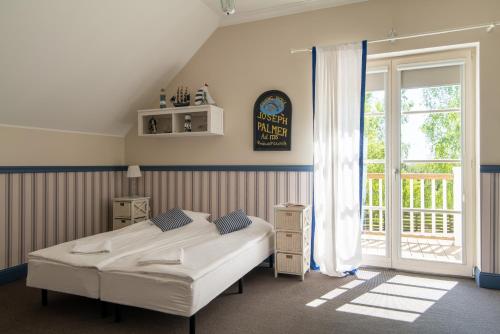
xmin=276 ymin=231 xmax=302 ymax=252
xmin=277 ymin=252 xmax=302 ymax=274
xmin=275 ymin=211 xmax=302 ymax=230
xmin=113 ymin=218 xmax=132 ymax=230
xmin=113 ymin=201 xmax=131 ymax=218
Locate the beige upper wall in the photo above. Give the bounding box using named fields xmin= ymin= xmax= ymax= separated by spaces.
xmin=0 ymin=126 xmax=124 ymax=166
xmin=125 ymin=0 xmax=499 ymax=165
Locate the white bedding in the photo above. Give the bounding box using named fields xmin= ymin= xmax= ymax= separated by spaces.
xmin=27 ymin=259 xmax=101 ymax=298
xmin=100 ymin=217 xmax=274 ymax=316
xmin=28 ymin=219 xmax=214 ymax=270
xmin=101 ymin=216 xmax=274 ymax=282
xmin=27 ymin=221 xmax=163 ymax=298
xmin=27 ymin=213 xmax=274 ymax=314
xmin=27 ymin=212 xmax=213 ymax=298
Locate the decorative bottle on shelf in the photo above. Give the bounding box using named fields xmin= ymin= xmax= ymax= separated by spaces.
xmin=160 ymin=88 xmax=166 ymax=108
xmin=184 ymin=115 xmax=192 ymax=132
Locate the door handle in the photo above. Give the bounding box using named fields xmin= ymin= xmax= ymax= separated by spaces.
xmin=393 ymin=168 xmax=400 ymax=175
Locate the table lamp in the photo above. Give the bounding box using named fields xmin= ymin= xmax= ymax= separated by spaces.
xmin=127 ymin=165 xmax=141 ymax=196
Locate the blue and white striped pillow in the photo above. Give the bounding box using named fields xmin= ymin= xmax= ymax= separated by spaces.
xmin=213 ymin=209 xmax=252 ymax=235
xmin=151 ymin=208 xmax=193 ymax=232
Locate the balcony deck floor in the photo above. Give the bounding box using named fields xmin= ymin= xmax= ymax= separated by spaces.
xmin=362 ymin=233 xmax=462 ymax=263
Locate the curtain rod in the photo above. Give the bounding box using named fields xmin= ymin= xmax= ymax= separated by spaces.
xmin=290 ymin=21 xmax=499 ymax=54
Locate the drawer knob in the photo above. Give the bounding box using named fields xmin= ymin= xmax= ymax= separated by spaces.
xmin=120 ymin=203 xmax=125 ymax=206
xmin=286 ymin=255 xmax=293 ymax=259
xmin=285 ymin=212 xmax=292 ymax=216
xmin=121 ymin=220 xmax=125 ymax=223
xmin=286 ymin=233 xmax=293 ymax=237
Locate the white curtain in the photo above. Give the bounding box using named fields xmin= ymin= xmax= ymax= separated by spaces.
xmin=313 ymin=42 xmax=366 ymax=277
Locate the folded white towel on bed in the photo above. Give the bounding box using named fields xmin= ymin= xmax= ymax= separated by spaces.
xmin=71 ymin=240 xmax=112 ymax=254
xmin=138 ymin=248 xmax=184 ymax=265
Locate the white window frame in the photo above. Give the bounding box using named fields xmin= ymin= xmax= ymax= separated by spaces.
xmin=362 ymin=46 xmax=478 ymax=277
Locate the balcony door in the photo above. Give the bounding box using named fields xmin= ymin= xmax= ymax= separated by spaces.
xmin=361 ymin=49 xmax=476 ymax=276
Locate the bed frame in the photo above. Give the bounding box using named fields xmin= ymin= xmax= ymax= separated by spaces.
xmin=40 ymin=256 xmax=273 ymax=334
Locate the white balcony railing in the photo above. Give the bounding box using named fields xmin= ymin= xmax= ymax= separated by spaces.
xmin=362 ymin=168 xmax=462 ymax=243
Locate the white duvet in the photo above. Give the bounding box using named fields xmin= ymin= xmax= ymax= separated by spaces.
xmin=101 ymin=216 xmax=274 ymax=282
xmin=28 ymin=218 xmax=214 ymax=270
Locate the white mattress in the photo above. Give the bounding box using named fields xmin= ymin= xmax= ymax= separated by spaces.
xmin=27 ymin=260 xmax=101 ymax=298
xmin=100 ymin=217 xmax=274 ymax=317
xmin=26 ymin=214 xmax=213 ymax=298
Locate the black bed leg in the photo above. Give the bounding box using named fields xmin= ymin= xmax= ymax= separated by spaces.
xmin=114 ymin=304 xmax=121 ymax=323
xmin=189 ymin=314 xmax=196 ymax=334
xmin=269 ymin=254 xmax=274 ymax=269
xmin=41 ymin=289 xmax=48 ymax=306
xmin=100 ymin=301 xmax=108 ymax=318
xmin=238 ymin=278 xmax=243 ymax=294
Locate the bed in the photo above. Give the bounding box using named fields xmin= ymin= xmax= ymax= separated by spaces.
xmin=26 ymin=210 xmax=212 ymax=300
xmin=99 ymin=216 xmax=274 ymax=334
xmin=27 ymin=212 xmax=274 ymax=334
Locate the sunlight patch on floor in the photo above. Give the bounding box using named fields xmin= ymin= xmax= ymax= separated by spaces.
xmin=321 ymin=288 xmax=348 ymax=300
xmin=371 ymin=283 xmax=447 ymax=301
xmin=351 ymin=293 xmax=435 ymax=313
xmin=335 ymin=274 xmax=457 ymax=323
xmin=387 ymin=275 xmax=458 ymax=290
xmin=306 ymin=270 xmax=380 ymax=307
xmin=342 ymin=279 xmax=365 ymax=289
xmin=306 ymin=299 xmax=328 ymax=307
xmin=337 ymin=304 xmax=420 ymax=323
xmin=356 ymin=270 xmax=380 ymax=280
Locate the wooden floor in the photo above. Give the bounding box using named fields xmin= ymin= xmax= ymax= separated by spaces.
xmin=362 ymin=233 xmax=462 ymax=263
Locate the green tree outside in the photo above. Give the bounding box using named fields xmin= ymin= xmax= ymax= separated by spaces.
xmin=363 ymin=85 xmax=461 ymax=233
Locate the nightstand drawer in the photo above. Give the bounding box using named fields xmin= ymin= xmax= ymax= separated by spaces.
xmin=275 ymin=210 xmax=302 ymax=230
xmin=276 ymin=231 xmax=302 ymax=252
xmin=113 ymin=218 xmax=132 ymax=230
xmin=276 ymin=252 xmax=302 ymax=274
xmin=113 ymin=201 xmax=131 ymax=218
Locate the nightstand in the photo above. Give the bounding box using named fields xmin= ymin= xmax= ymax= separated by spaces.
xmin=112 ymin=196 xmax=150 ymax=230
xmin=274 ymin=204 xmax=312 ymax=281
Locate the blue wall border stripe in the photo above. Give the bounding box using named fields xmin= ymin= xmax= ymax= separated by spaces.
xmin=480 ymin=165 xmax=500 ymax=173
xmin=0 ymin=165 xmax=313 ymax=174
xmin=140 ymin=165 xmax=314 ymax=172
xmin=0 ymin=263 xmax=27 ymax=285
xmin=475 ymin=266 xmax=500 ymax=289
xmin=0 ymin=166 xmax=127 ymax=174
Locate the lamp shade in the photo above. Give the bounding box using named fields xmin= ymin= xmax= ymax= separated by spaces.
xmin=127 ymin=165 xmax=142 ymax=178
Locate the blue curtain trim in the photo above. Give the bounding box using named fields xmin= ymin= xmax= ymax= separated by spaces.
xmin=310 ymin=46 xmax=319 ymax=270
xmin=344 ymin=268 xmax=358 ymax=276
xmin=359 ymin=40 xmax=368 ymax=217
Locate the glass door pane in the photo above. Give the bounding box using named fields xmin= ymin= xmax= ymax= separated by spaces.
xmin=362 ymin=70 xmax=388 ymax=259
xmin=398 ymin=64 xmax=463 ymax=264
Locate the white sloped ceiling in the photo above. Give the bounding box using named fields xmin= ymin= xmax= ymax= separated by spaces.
xmin=0 ymin=0 xmax=219 ymax=136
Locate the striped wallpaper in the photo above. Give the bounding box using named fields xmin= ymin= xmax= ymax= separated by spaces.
xmin=1 ymin=165 xmax=499 ymax=276
xmin=480 ymin=172 xmax=500 ymax=274
xmin=0 ymin=171 xmax=128 ymax=271
xmin=0 ymin=168 xmax=313 ymax=271
xmin=130 ymin=170 xmax=312 ymax=222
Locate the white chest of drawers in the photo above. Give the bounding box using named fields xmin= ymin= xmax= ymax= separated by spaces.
xmin=273 ymin=204 xmax=312 ymax=281
xmin=112 ymin=196 xmax=150 ymax=230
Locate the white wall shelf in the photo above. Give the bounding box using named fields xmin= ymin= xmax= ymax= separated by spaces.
xmin=137 ymin=105 xmax=223 ymax=137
